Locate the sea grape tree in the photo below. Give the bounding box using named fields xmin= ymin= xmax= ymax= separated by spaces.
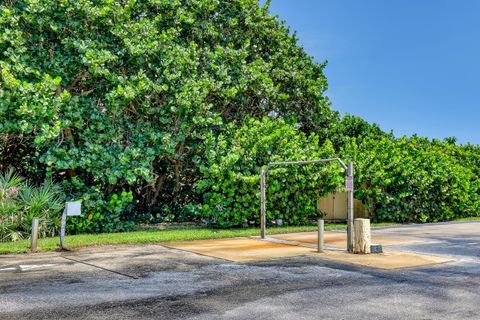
xmin=0 ymin=0 xmax=337 ymax=214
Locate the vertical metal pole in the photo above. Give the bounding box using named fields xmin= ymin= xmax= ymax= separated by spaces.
xmin=347 ymin=161 xmax=354 ymax=253
xmin=30 ymin=218 xmax=39 ymax=253
xmin=317 ymin=218 xmax=324 ymax=253
xmin=60 ymin=208 xmax=67 ymax=249
xmin=260 ymin=168 xmax=267 ymax=239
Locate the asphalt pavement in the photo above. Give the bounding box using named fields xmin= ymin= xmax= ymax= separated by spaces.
xmin=0 ymin=221 xmax=479 ymax=320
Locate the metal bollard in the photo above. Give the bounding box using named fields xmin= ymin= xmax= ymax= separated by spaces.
xmin=60 ymin=208 xmax=67 ymax=249
xmin=318 ymin=218 xmax=324 ymax=253
xmin=30 ymin=218 xmax=39 ymax=253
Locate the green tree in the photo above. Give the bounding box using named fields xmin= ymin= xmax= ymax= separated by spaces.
xmin=331 ymin=113 xmax=391 ymax=150
xmin=0 ymin=0 xmax=338 ymax=216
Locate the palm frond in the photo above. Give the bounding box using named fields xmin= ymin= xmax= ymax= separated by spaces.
xmin=0 ymin=167 xmax=25 ymax=201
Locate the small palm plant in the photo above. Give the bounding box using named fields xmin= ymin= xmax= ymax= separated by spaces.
xmin=0 ymin=168 xmax=24 ymax=201
xmin=0 ymin=168 xmax=64 ymax=242
xmin=0 ymin=168 xmax=25 ymax=241
xmin=19 ymin=179 xmax=64 ymax=238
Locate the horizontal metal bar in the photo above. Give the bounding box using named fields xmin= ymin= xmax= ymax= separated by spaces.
xmin=266 ymin=157 xmax=347 ymax=172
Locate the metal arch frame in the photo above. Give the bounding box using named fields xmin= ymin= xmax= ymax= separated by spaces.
xmin=260 ymin=158 xmax=355 ymax=253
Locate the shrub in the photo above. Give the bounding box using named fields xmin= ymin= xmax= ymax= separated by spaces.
xmin=0 ymin=168 xmax=64 ymax=241
xmin=67 ymin=191 xmax=135 ymax=234
xmin=197 ymin=117 xmax=344 ymax=227
xmin=343 ymin=136 xmax=479 ymax=223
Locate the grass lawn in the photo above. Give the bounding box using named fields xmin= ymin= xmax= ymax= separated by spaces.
xmin=453 ymin=217 xmax=480 ymax=222
xmin=0 ymin=222 xmax=398 ymax=255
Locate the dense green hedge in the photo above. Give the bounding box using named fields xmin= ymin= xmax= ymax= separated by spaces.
xmin=343 ymin=136 xmax=480 ymax=223
xmin=197 ymin=117 xmax=343 ymax=227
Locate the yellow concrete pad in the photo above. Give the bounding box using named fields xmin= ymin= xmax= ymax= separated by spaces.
xmin=164 ymin=235 xmax=452 ymax=269
xmin=164 ymin=238 xmax=314 ymax=262
xmin=310 ymin=249 xmax=453 ymax=269
xmin=272 ymin=231 xmax=423 ymax=249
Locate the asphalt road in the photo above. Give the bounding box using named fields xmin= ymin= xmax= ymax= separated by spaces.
xmin=0 ymin=221 xmax=479 ymax=320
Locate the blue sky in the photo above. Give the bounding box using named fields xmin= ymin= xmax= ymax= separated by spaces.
xmin=265 ymin=0 xmax=480 ymax=144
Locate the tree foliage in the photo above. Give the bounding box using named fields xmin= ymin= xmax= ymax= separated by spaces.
xmin=331 ymin=114 xmax=392 ymax=150
xmin=0 ymin=0 xmax=337 ymax=218
xmin=343 ymin=136 xmax=480 ymax=223
xmin=197 ymin=117 xmax=344 ymax=227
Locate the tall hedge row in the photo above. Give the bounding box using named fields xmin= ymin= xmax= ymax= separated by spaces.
xmin=343 ymin=136 xmax=480 ymax=223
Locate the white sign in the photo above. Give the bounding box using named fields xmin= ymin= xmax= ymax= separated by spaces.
xmin=65 ymin=201 xmax=82 ymax=216
xmin=345 ymin=176 xmax=354 ymax=191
